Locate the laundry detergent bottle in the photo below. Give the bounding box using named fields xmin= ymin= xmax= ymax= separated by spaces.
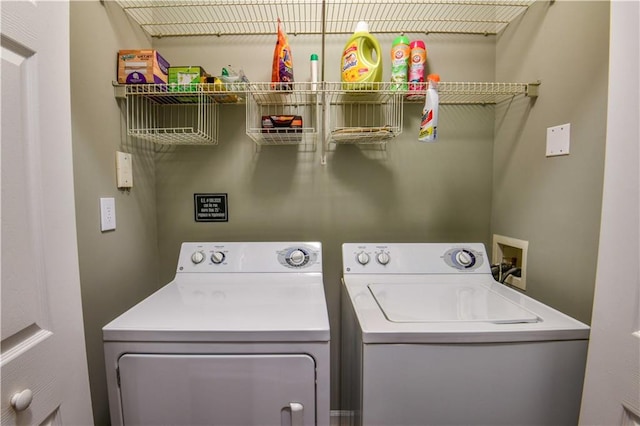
xmin=390 ymin=34 xmax=410 ymax=91
xmin=407 ymin=40 xmax=427 ymax=100
xmin=341 ymin=21 xmax=382 ymax=90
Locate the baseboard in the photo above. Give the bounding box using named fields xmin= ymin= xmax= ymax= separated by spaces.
xmin=330 ymin=410 xmax=354 ymax=426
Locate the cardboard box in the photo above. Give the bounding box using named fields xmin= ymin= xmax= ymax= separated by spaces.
xmin=167 ymin=66 xmax=209 ymax=102
xmin=168 ymin=66 xmax=208 ymax=90
xmin=117 ymin=50 xmax=169 ymax=84
xmin=261 ymin=115 xmax=303 ymax=133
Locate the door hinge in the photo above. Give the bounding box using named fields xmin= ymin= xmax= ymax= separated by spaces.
xmin=116 ymin=366 xmax=121 ymax=388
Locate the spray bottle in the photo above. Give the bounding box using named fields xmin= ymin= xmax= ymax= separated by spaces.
xmin=310 ymin=53 xmax=319 ymax=91
xmin=418 ymin=74 xmax=440 ymax=142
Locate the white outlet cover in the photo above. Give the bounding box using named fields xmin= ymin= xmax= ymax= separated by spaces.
xmin=100 ymin=197 xmax=116 ymax=232
xmin=546 ymin=123 xmax=571 ymax=157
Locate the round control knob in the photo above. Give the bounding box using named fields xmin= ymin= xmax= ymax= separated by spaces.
xmin=10 ymin=389 xmax=33 ymax=412
xmin=376 ymin=252 xmax=390 ymax=265
xmin=191 ymin=251 xmax=205 ymax=264
xmin=210 ymin=251 xmax=225 ymax=264
xmin=288 ymin=249 xmax=306 ymax=266
xmin=357 ymin=252 xmax=370 ymax=265
xmin=455 ymin=250 xmax=473 ymax=267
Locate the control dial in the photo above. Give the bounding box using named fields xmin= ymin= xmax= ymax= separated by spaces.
xmin=449 ymin=248 xmax=478 ymax=269
xmin=191 ymin=251 xmax=205 ymax=264
xmin=357 ymin=252 xmax=370 ymax=265
xmin=210 ymin=251 xmax=226 ymax=264
xmin=289 ymin=249 xmax=306 ymax=266
xmin=285 ymin=248 xmax=310 ymax=267
xmin=376 ymin=252 xmax=390 ymax=265
xmin=455 ymin=250 xmax=473 ymax=267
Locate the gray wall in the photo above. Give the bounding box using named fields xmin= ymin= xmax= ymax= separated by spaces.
xmin=70 ymin=2 xmax=161 ymax=424
xmin=493 ymin=0 xmax=608 ymax=323
xmin=68 ymin=1 xmax=608 ymax=422
xmin=152 ymin=33 xmax=496 ymax=408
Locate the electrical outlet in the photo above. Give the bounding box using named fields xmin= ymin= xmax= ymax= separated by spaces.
xmin=492 ymin=234 xmax=528 ymax=290
xmin=100 ymin=197 xmax=116 ymax=232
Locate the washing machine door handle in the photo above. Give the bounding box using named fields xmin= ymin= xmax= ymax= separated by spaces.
xmin=288 ymin=402 xmax=304 ymax=426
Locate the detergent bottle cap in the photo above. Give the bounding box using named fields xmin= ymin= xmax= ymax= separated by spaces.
xmin=355 ymin=21 xmax=369 ymax=33
xmin=310 ymin=53 xmax=318 ymax=61
xmin=427 ymin=74 xmax=440 ymax=82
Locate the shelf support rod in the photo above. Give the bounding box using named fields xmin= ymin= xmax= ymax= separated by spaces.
xmin=320 ymin=0 xmax=327 ymax=165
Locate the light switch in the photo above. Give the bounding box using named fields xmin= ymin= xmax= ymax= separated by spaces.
xmin=546 ymin=123 xmax=570 ymax=157
xmin=100 ymin=197 xmax=116 ymax=232
xmin=116 ymin=151 xmax=133 ymax=188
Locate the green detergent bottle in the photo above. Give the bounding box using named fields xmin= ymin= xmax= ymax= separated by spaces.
xmin=341 ymin=21 xmax=382 ymax=90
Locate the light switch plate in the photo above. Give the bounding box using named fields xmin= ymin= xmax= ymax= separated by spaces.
xmin=100 ymin=197 xmax=116 ymax=232
xmin=116 ymin=151 xmax=133 ymax=188
xmin=546 ymin=123 xmax=571 ymax=157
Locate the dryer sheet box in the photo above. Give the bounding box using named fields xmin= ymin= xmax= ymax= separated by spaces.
xmin=117 ymin=50 xmax=170 ymax=84
xmin=168 ymin=66 xmax=208 ymax=91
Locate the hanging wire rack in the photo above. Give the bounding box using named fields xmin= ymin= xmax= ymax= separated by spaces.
xmin=123 ymin=84 xmax=226 ymax=145
xmin=324 ymin=82 xmax=404 ymax=145
xmin=245 ymin=82 xmax=319 ymax=149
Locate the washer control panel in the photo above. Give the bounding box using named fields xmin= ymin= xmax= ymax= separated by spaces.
xmin=177 ymin=242 xmax=322 ymax=273
xmin=354 ymin=249 xmax=392 ymax=267
xmin=343 ymin=243 xmax=489 ymax=274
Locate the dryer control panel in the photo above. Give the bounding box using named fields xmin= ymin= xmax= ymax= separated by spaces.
xmin=342 ymin=243 xmax=489 ymax=274
xmin=177 ymin=242 xmax=322 ymax=273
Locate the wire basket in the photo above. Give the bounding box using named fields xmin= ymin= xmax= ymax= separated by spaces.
xmin=125 ymin=84 xmax=219 ymax=145
xmin=245 ymin=82 xmax=319 ymax=150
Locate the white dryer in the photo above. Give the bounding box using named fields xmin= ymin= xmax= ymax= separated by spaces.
xmin=104 ymin=242 xmax=330 ymax=426
xmin=341 ymin=242 xmax=589 ymax=426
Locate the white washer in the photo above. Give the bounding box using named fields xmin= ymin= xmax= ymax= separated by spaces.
xmin=341 ymin=243 xmax=589 ymax=426
xmin=104 ymin=242 xmax=330 ymax=426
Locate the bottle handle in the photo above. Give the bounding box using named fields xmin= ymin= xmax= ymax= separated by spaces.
xmin=362 ymin=38 xmax=382 ymax=68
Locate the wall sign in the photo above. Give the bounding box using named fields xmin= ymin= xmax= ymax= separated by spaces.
xmin=194 ymin=193 xmax=228 ymax=222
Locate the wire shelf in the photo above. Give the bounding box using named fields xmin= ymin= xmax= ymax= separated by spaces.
xmin=116 ymin=80 xmax=537 ymax=146
xmin=324 ymin=0 xmax=534 ymax=35
xmin=115 ymin=0 xmax=534 ymax=37
xmin=404 ymin=81 xmax=535 ymax=104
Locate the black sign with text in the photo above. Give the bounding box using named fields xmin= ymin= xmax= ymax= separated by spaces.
xmin=194 ymin=193 xmax=228 ymax=222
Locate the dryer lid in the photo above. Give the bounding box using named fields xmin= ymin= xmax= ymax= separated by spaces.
xmin=368 ymin=282 xmax=539 ymax=324
xmin=103 ymin=275 xmax=330 ymax=342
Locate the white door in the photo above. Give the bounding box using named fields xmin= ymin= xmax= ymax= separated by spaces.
xmin=1 ymin=1 xmax=93 ymax=425
xmin=118 ymin=354 xmax=317 ymax=426
xmin=579 ymin=1 xmax=640 ymax=425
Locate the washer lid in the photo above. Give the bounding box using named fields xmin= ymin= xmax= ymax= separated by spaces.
xmin=369 ymin=283 xmax=539 ymax=324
